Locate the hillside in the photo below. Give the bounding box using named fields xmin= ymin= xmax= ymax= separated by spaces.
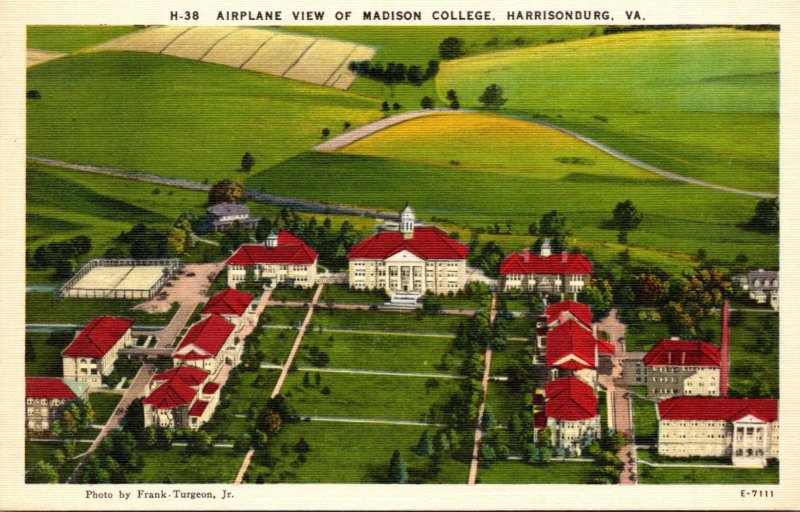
xmin=27 ymin=26 xmax=143 ymax=52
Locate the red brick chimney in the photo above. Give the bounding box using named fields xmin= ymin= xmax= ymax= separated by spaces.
xmin=523 ymin=248 xmax=530 ymax=263
xmin=720 ymin=300 xmax=730 ymax=397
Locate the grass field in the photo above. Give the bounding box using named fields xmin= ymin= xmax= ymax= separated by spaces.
xmin=319 ymin=284 xmax=388 ymax=305
xmin=249 ymin=119 xmax=777 ymax=271
xmin=245 ymin=420 xmax=470 ymax=483
xmin=225 ymin=369 xmax=281 ymax=413
xmin=282 ymin=371 xmax=459 ymax=422
xmin=477 ymin=460 xmax=596 ymax=484
xmin=260 ymin=306 xmax=309 ymax=327
xmin=639 ymin=462 xmax=778 ymax=484
xmin=311 ymin=307 xmax=464 ymax=334
xmin=25 ymin=332 xmax=66 ymax=376
xmin=269 ymin=285 xmax=317 ymax=302
xmin=27 ymin=52 xmax=381 ymax=182
xmin=25 ymin=441 xmax=93 ymax=483
xmin=251 ymin=327 xmax=297 ymax=365
xmin=489 ymin=340 xmax=531 ymax=377
xmin=88 ymin=392 xmax=122 ymax=423
xmin=486 ymin=381 xmax=529 ymax=425
xmin=632 ymin=395 xmax=659 ymax=445
xmin=298 ymin=330 xmax=458 ymax=374
xmin=27 ymin=26 xmax=142 ymax=52
xmin=133 ymin=446 xmax=243 ymax=483
xmin=26 ymin=292 xmax=179 ymax=325
xmin=436 ymin=28 xmax=778 ymax=193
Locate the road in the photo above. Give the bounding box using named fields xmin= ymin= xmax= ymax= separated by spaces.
xmin=596 ymin=308 xmax=637 ymax=485
xmin=467 ymin=293 xmax=497 ymax=485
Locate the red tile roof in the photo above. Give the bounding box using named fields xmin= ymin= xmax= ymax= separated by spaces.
xmin=173 ymin=314 xmax=235 ymax=360
xmin=500 ymin=251 xmax=592 ymax=276
xmin=189 ymin=400 xmax=210 ymax=417
xmin=202 ymin=382 xmax=220 ymax=395
xmin=143 ymin=378 xmax=197 ymax=409
xmin=658 ymin=397 xmax=778 ymax=423
xmin=62 ymin=316 xmax=133 ymax=358
xmin=644 ymin=340 xmax=721 ymax=367
xmin=546 ymin=301 xmax=593 ymax=328
xmin=26 ymin=377 xmax=78 ymax=400
xmin=226 ymin=231 xmax=317 ymax=266
xmin=545 ymin=377 xmax=598 ymax=421
xmin=151 ymin=366 xmax=209 ymax=387
xmin=545 ymin=320 xmax=600 ymax=370
xmin=348 ymin=227 xmax=468 ymax=261
xmin=202 ymin=288 xmax=254 ymax=317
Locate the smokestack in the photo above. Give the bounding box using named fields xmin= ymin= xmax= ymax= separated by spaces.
xmin=523 ymin=248 xmax=530 ymax=263
xmin=720 ymin=300 xmax=730 ymax=397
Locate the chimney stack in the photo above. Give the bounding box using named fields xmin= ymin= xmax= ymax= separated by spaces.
xmin=720 ymin=300 xmax=730 ymax=397
xmin=523 ymin=248 xmax=530 ymax=263
xmin=561 ymin=252 xmax=568 ymax=264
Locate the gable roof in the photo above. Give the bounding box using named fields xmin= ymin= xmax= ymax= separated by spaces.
xmin=26 ymin=377 xmax=78 ymax=400
xmin=143 ymin=378 xmax=198 ymax=409
xmin=202 ymin=288 xmax=254 ymax=317
xmin=62 ymin=316 xmax=133 ymax=358
xmin=500 ymin=251 xmax=592 ymax=276
xmin=545 ymin=301 xmax=593 ymax=328
xmin=207 ymin=202 xmax=250 ymax=217
xmin=644 ymin=340 xmax=721 ymax=367
xmin=226 ymin=230 xmax=317 ymax=266
xmin=173 ymin=314 xmax=235 ymax=360
xmin=189 ymin=400 xmax=210 ymax=417
xmin=545 ymin=320 xmax=602 ymax=370
xmin=658 ymin=397 xmax=778 ymax=423
xmin=545 ymin=377 xmax=598 ymax=421
xmin=348 ymin=227 xmax=468 ymax=261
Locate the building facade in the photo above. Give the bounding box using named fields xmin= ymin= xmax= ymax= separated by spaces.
xmin=61 ymin=316 xmax=134 ymax=389
xmin=142 ymin=366 xmax=221 ymax=430
xmin=733 ymin=269 xmax=779 ymax=310
xmin=25 ymin=377 xmax=88 ymax=432
xmin=657 ymin=397 xmax=778 ymax=467
xmin=499 ymin=242 xmax=592 ymax=297
xmin=539 ymin=376 xmax=601 ymax=455
xmin=201 ymin=287 xmax=255 ymax=332
xmin=206 ymin=202 xmax=260 ymax=232
xmin=226 ymin=231 xmax=318 ymax=289
xmin=347 ymin=205 xmax=469 ymax=295
xmin=172 ymin=314 xmax=239 ymax=375
xmin=634 ymin=339 xmax=722 ymax=400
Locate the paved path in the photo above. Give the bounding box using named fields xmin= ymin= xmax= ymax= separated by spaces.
xmin=234 ymin=448 xmax=255 ymax=485
xmin=303 ymin=416 xmax=444 ymax=427
xmin=264 ymin=324 xmax=454 ymax=338
xmin=596 ymin=308 xmax=637 ymax=485
xmin=274 ymin=299 xmax=479 ymax=317
xmin=467 ymin=293 xmax=497 ymax=485
xmin=259 ymin=363 xmax=509 ymax=382
xmin=26 ymin=323 xmax=163 ymax=331
xmin=236 ymin=288 xmax=273 ymax=340
xmin=314 ymin=110 xmax=775 ymax=199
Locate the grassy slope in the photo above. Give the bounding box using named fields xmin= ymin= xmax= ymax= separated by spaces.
xmin=311 ymin=308 xmax=464 ymax=333
xmin=27 ymin=26 xmax=142 ymax=52
xmin=248 ymin=115 xmax=777 ymax=269
xmin=27 ymin=52 xmax=381 ymax=182
xmin=134 ymin=446 xmax=243 ymax=483
xmin=436 ymin=28 xmax=778 ymax=192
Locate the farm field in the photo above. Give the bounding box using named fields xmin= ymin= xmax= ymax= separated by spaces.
xmin=436 ymin=28 xmax=778 ymax=193
xmin=27 ymin=52 xmax=381 ymax=182
xmin=281 ymin=371 xmax=460 ymax=422
xmin=477 ymin=460 xmax=597 ymax=484
xmin=310 ymin=307 xmax=464 ymax=333
xmin=245 ymin=420 xmax=470 ymax=483
xmin=133 ymin=446 xmax=243 ymax=483
xmin=297 ymin=330 xmax=457 ymax=374
xmin=26 ymin=292 xmax=179 ymax=325
xmin=27 ymin=26 xmax=142 ymax=52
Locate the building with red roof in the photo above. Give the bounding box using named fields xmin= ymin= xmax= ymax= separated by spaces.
xmin=226 ymin=230 xmax=318 ymax=289
xmin=25 ymin=377 xmax=88 ymax=432
xmin=499 ymin=241 xmax=592 ymax=298
xmin=173 ymin=314 xmax=238 ymax=374
xmin=535 ymin=300 xmax=595 ymax=351
xmin=545 ymin=320 xmax=613 ymax=387
xmin=347 ymin=205 xmax=469 ymax=295
xmin=657 ymin=396 xmax=779 ymax=467
xmin=539 ymin=377 xmax=600 ymax=455
xmin=143 ymin=366 xmax=221 ymax=430
xmin=61 ymin=316 xmax=134 ymax=389
xmin=202 ymin=288 xmax=255 ymax=330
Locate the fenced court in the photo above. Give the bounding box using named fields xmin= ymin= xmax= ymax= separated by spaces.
xmin=60 ymin=259 xmax=180 ymax=299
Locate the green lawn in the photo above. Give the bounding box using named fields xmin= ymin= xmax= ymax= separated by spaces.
xmin=298 ymin=330 xmax=458 ymax=374
xmin=26 ymin=292 xmax=179 ymax=325
xmin=632 ymin=396 xmax=659 ymax=445
xmin=310 ymin=307 xmax=463 ymax=334
xmin=489 ymin=340 xmax=532 ymax=376
xmin=27 ymin=52 xmax=381 ymax=183
xmin=269 ymin=285 xmax=317 ymax=302
xmin=88 ymin=392 xmax=122 ymax=423
xmin=319 ymin=284 xmax=388 ymax=305
xmin=202 ymin=416 xmax=255 ymax=443
xmin=436 ymin=28 xmax=778 ymax=193
xmin=25 ymin=440 xmax=93 ymax=483
xmin=224 ymin=369 xmax=281 ymax=414
xmin=282 ymin=372 xmax=459 ymax=422
xmin=624 ymin=318 xmax=671 ymax=352
xmin=25 ymin=332 xmax=67 ymax=376
xmin=27 ymin=26 xmax=142 ymax=52
xmin=245 ymin=420 xmax=470 ymax=483
xmin=260 ymin=305 xmax=309 ymax=327
xmin=486 ymin=381 xmax=530 ymax=425
xmin=250 ymin=327 xmax=298 ymax=366
xmin=133 ymin=446 xmax=243 ymax=483
xmin=477 ymin=460 xmax=597 ymax=484
xmin=639 ymin=462 xmax=778 ymax=484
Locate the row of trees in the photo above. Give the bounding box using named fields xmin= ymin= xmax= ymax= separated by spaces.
xmin=348 ymin=59 xmax=440 ymax=87
xmin=29 ymin=235 xmax=92 ymax=277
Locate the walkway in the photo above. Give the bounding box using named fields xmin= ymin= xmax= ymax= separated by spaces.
xmin=596 ymin=308 xmax=636 ymax=485
xmin=259 ymin=363 xmax=509 ymax=382
xmin=303 ymin=416 xmax=444 ymax=427
xmin=467 ymin=293 xmax=497 ymax=485
xmin=272 ymin=299 xmax=479 ymax=317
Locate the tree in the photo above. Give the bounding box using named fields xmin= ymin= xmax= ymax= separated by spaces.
xmin=392 ymin=102 xmax=401 ymax=111
xmin=302 ymin=372 xmax=311 ymax=388
xmin=446 ymin=89 xmax=460 ymax=109
xmin=632 ymin=273 xmax=669 ymax=306
xmin=166 ymin=227 xmax=188 ymax=255
xmin=27 ymin=89 xmax=42 ymax=100
xmin=748 ymin=198 xmax=778 ymax=233
xmin=478 ymin=84 xmax=507 ymax=109
xmin=28 ymin=460 xmax=59 ymax=483
xmin=294 ymin=437 xmax=311 ymax=453
xmin=321 ymin=128 xmax=330 ymax=138
xmin=415 ymin=430 xmax=434 ymax=456
xmin=208 ymin=180 xmax=244 ymax=206
xmin=420 ymin=96 xmax=435 ymax=109
xmin=241 ymin=152 xmax=255 ymax=172
xmin=70 ymin=235 xmax=92 ymax=255
xmin=387 ymin=449 xmax=408 ymax=483
xmin=439 ymin=37 xmax=466 ymax=60
xmin=433 ymin=431 xmax=450 ymax=453
xmin=381 ymin=101 xmax=390 ymax=112
xmin=611 ymin=200 xmax=643 ymax=231
xmin=480 ymin=444 xmax=496 ymax=466
xmin=123 ymin=398 xmax=145 ymax=441
xmin=25 ymin=335 xmax=35 ymax=362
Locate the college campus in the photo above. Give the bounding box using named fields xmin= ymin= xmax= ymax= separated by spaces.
xmin=24 ymin=24 xmax=778 ymax=485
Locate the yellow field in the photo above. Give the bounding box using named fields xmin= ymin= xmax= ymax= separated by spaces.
xmin=27 ymin=49 xmax=66 ymax=67
xmin=162 ymin=26 xmax=239 ymax=61
xmin=339 ymin=112 xmax=656 ymax=180
xmin=88 ymin=26 xmax=375 ymax=90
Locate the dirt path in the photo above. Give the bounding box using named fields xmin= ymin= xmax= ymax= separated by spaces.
xmin=467 ymin=293 xmax=497 ymax=485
